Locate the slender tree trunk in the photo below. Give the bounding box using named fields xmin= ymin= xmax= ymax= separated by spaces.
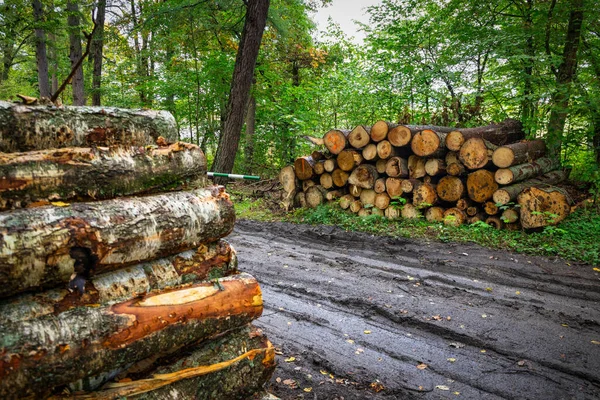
xmin=521 ymin=0 xmax=535 ymax=136
xmin=32 ymin=0 xmax=51 ymax=98
xmin=67 ymin=0 xmax=85 ymax=105
xmin=90 ymin=0 xmax=106 ymax=106
xmin=212 ymin=0 xmax=270 ymax=182
xmin=546 ymin=0 xmax=584 ymax=156
xmin=244 ymin=93 xmax=256 ymax=173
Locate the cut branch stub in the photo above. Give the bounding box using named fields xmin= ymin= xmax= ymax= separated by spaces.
xmin=492 ymin=139 xmax=547 ymax=168
xmin=348 ymin=125 xmax=371 ymax=149
xmin=0 ymin=187 xmax=235 ymax=298
xmin=467 ymin=169 xmax=498 ymax=203
xmin=323 ymin=129 xmax=350 ymax=155
xmin=294 ymin=156 xmax=315 ymax=180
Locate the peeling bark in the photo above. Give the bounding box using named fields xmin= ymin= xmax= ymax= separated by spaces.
xmin=0 ymin=101 xmax=177 ymax=152
xmin=0 ymin=273 xmax=262 ymax=398
xmin=0 ymin=142 xmax=207 ymax=209
xmin=0 ymin=187 xmax=235 ymax=298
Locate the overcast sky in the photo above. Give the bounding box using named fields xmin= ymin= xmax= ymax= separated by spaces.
xmin=310 ymin=0 xmax=382 ymax=43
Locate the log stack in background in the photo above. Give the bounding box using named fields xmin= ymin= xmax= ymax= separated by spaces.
xmin=281 ymin=118 xmax=572 ymax=230
xmin=0 ymin=102 xmax=275 ymax=399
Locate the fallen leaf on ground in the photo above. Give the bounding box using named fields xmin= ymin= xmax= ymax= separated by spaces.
xmin=561 ymin=323 xmax=569 ymax=327
xmin=446 ymin=316 xmax=452 ymax=321
xmin=481 ymin=314 xmax=487 ymax=318
xmin=432 ymin=315 xmax=442 ymax=321
xmin=51 ymin=201 xmax=70 ymax=207
xmin=436 ymin=385 xmax=450 ymax=390
xmin=453 ymin=391 xmax=461 ymax=395
xmin=480 ymin=349 xmax=486 ymax=353
xmin=282 ymin=379 xmax=297 ymax=388
xmin=355 ymin=348 xmax=364 ymax=354
xmin=593 ymin=268 xmax=600 ymax=272
xmin=591 ymin=340 xmax=600 ymax=345
xmin=303 ymin=387 xmax=312 ymax=392
xmin=370 ymin=381 xmax=385 ymax=392
xmin=320 ymin=370 xmax=328 ymax=375
xmin=447 ymin=358 xmax=456 ymax=362
xmin=485 ymin=287 xmax=493 ymax=292
xmin=346 ymin=339 xmax=355 ymax=344
xmin=449 ymin=342 xmax=465 ymax=348
xmin=275 ymin=377 xmax=281 ymax=383
xmin=364 ymin=330 xmax=372 ymax=334
xmin=416 ymin=363 xmax=428 ymax=370
xmin=515 ymin=291 xmax=521 ymax=295
xmin=284 ymin=357 xmax=296 ymax=362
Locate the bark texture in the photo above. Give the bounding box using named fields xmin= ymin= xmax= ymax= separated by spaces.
xmin=445 ymin=119 xmax=524 ymax=151
xmin=0 ymin=187 xmax=235 ymax=298
xmin=0 ymin=101 xmax=178 ymax=152
xmin=0 ymin=273 xmax=262 ymax=398
xmin=494 ymin=157 xmax=560 ymax=185
xmin=0 ymin=143 xmax=207 ymax=210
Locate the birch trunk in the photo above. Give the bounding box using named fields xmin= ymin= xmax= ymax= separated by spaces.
xmin=0 ymin=273 xmax=262 ymax=398
xmin=0 ymin=143 xmax=206 ymax=210
xmin=0 ymin=101 xmax=177 ymax=152
xmin=0 ymin=188 xmax=234 ymax=298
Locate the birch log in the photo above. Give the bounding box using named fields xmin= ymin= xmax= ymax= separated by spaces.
xmin=0 ymin=273 xmax=262 ymax=398
xmin=0 ymin=143 xmax=206 ymax=210
xmin=0 ymin=101 xmax=177 ymax=152
xmin=56 ymin=325 xmax=275 ymax=400
xmin=0 ymin=187 xmax=235 ymax=298
xmin=0 ymin=240 xmax=238 ymax=325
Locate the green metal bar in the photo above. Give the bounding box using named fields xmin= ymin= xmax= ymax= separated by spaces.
xmin=208 ymin=172 xmax=260 ymax=181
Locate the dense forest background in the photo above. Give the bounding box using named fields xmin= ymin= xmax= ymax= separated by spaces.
xmin=1 ymin=0 xmax=599 ymax=186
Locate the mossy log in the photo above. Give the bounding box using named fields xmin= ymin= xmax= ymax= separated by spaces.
xmin=56 ymin=325 xmax=275 ymax=400
xmin=0 ymin=188 xmax=234 ymax=298
xmin=0 ymin=143 xmax=206 ymax=210
xmin=492 ymin=170 xmax=569 ymax=205
xmin=0 ymin=273 xmax=263 ymax=398
xmin=494 ymin=157 xmax=560 ymax=185
xmin=0 ymin=240 xmax=237 ymax=325
xmin=0 ymin=101 xmax=177 ymax=152
xmin=445 ymin=119 xmax=524 ymax=151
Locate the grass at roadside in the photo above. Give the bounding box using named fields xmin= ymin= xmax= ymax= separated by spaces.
xmin=230 ymin=190 xmax=600 ymax=265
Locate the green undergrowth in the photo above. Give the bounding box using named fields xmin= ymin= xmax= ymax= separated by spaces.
xmin=232 ymin=194 xmax=600 ymax=265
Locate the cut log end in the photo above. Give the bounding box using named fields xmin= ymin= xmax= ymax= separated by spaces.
xmin=411 ymin=130 xmax=444 ymax=157
xmin=323 ymin=129 xmax=348 ymax=155
xmin=348 ymin=125 xmax=371 ymax=149
xmin=388 ymin=126 xmax=412 ymax=147
xmin=445 ymin=131 xmax=464 ymax=151
xmin=370 ymin=121 xmax=389 ymax=142
xmin=491 ymin=147 xmax=515 ymax=169
xmin=467 ymin=170 xmax=498 ymax=203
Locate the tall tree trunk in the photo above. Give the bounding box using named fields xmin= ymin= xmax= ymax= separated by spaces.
xmin=32 ymin=0 xmax=51 ymax=98
xmin=244 ymin=93 xmax=256 ymax=173
xmin=546 ymin=0 xmax=584 ymax=157
xmin=90 ymin=0 xmax=106 ymax=106
xmin=521 ymin=0 xmax=535 ymax=136
xmin=67 ymin=0 xmax=85 ymax=105
xmin=211 ymin=0 xmax=270 ymax=182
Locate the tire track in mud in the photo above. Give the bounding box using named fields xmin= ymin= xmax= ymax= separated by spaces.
xmin=231 ymin=220 xmax=600 ymax=399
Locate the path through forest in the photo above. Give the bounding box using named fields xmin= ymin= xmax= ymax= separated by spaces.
xmin=231 ymin=220 xmax=600 ymax=400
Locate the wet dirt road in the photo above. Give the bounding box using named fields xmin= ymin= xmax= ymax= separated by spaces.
xmin=230 ymin=220 xmax=600 ymax=400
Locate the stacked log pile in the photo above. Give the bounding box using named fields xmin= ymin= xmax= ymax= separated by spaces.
xmin=281 ymin=118 xmax=572 ymax=230
xmin=0 ymin=102 xmax=275 ymax=399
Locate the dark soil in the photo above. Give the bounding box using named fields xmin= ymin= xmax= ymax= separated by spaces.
xmin=230 ymin=220 xmax=600 ymax=400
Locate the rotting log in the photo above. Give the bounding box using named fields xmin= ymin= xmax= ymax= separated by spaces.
xmin=305 ymin=185 xmax=327 ymax=208
xmin=331 ymin=169 xmax=349 ymax=187
xmin=445 ymin=119 xmax=524 ymax=151
xmin=436 ymin=176 xmax=466 ymax=202
xmin=387 ymin=125 xmax=454 ymax=147
xmin=485 ymin=216 xmax=505 ymax=230
xmin=0 ymin=101 xmax=177 ymax=152
xmin=362 ymin=143 xmax=378 ymax=161
xmin=0 ymin=143 xmax=206 ymax=210
xmin=337 ymin=149 xmax=363 ymax=171
xmin=456 ymin=198 xmax=471 ymax=211
xmin=57 ymin=325 xmax=275 ymax=400
xmin=294 ymin=192 xmax=306 ymax=208
xmin=0 ymin=187 xmax=234 ymax=298
xmin=348 ymin=125 xmax=371 ymax=149
xmin=484 ymin=201 xmax=499 ymax=215
xmin=385 ymin=177 xmax=403 ymax=198
xmin=467 ymin=170 xmax=498 ymax=203
xmin=401 ymin=203 xmax=421 ymax=219
xmin=408 ymin=155 xmax=426 ymax=179
xmin=443 ymin=208 xmax=466 ymax=226
xmin=494 ymin=157 xmax=560 ymax=185
xmin=348 ymin=164 xmax=378 ymax=189
xmin=518 ymin=186 xmax=572 ymax=228
xmin=492 ymin=170 xmax=569 ymax=205
xmin=384 ymin=206 xmax=401 ymax=219
xmin=425 ymin=206 xmax=445 ymax=222
xmin=349 ymin=200 xmax=362 ymax=213
xmin=446 ymin=162 xmax=466 ymax=176
xmin=294 ymin=156 xmax=315 ymax=180
xmin=374 ymin=178 xmax=387 ymax=194
xmin=0 ymin=273 xmax=262 ymax=398
xmin=323 ymin=129 xmax=351 ymax=155
xmin=374 ymin=192 xmax=391 ymax=210
xmin=0 ymin=240 xmax=237 ymax=325
xmin=411 ymin=130 xmax=447 ymax=157
xmin=492 ymin=139 xmax=546 ymax=168
xmin=385 ymin=156 xmax=409 ymax=178
xmin=413 ymin=182 xmax=437 ymax=208
xmin=459 ymin=137 xmax=497 ymax=170
xmin=359 ymin=189 xmax=376 ymax=207
xmin=425 ymin=159 xmax=446 ymax=176
xmin=466 ymin=206 xmax=479 ymax=217
xmin=376 ymin=140 xmax=397 ymax=159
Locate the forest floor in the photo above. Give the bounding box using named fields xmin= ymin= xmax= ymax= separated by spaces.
xmin=231 ymin=219 xmax=600 ymax=400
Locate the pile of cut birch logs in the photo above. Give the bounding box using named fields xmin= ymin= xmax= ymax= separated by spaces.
xmin=0 ymin=101 xmax=274 ymax=399
xmin=280 ymin=118 xmax=572 ymax=230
